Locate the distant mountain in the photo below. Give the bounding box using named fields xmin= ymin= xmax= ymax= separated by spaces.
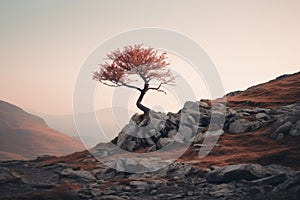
xmin=36 ymin=107 xmax=136 ymax=148
xmin=0 ymin=151 xmax=24 ymax=160
xmin=0 ymin=100 xmax=84 ymax=160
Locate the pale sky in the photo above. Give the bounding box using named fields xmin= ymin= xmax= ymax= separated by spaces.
xmin=1 ymin=0 xmax=300 ymax=115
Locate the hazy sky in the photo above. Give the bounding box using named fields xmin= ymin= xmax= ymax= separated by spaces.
xmin=1 ymin=0 xmax=299 ymax=115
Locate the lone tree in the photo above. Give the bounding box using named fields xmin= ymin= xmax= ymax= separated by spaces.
xmin=93 ymin=44 xmax=175 ymax=116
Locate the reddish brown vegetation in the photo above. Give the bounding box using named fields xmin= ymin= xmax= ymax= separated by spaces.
xmin=38 ymin=150 xmax=95 ymax=171
xmin=180 ymin=125 xmax=300 ymax=170
xmin=226 ymin=72 xmax=300 ymax=108
xmin=178 ymin=72 xmax=300 ymax=170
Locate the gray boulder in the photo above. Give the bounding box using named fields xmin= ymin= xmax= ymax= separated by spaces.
xmin=294 ymin=120 xmax=300 ymax=129
xmin=276 ymin=121 xmax=293 ymax=135
xmin=0 ymin=167 xmax=22 ymax=184
xmin=228 ymin=119 xmax=249 ymax=133
xmin=207 ymin=164 xmax=266 ymax=183
xmin=146 ymin=145 xmax=157 ymax=152
xmin=276 ymin=133 xmax=284 ymax=141
xmin=228 ymin=119 xmax=261 ymax=133
xmin=156 ymin=137 xmax=173 ymax=149
xmin=60 ymin=168 xmax=96 ymax=181
xmin=198 ymin=101 xmax=210 ymax=108
xmin=290 ymin=120 xmax=300 ymax=136
xmin=178 ymin=125 xmax=198 ymax=142
xmin=273 ymin=172 xmax=300 ymax=193
xmin=167 ymin=129 xmax=177 ymax=138
xmin=129 ymin=181 xmax=149 ymax=190
xmin=207 ymin=164 xmax=291 ymax=184
xmin=183 ymin=101 xmax=199 ymax=111
xmin=145 ymin=137 xmax=155 ymax=146
xmin=255 ymin=113 xmax=271 ymax=121
xmin=250 ymin=174 xmax=287 ymax=185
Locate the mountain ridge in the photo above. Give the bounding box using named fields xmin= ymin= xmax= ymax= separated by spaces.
xmin=0 ymin=100 xmax=85 ymax=160
xmin=225 ymin=71 xmax=300 ymax=108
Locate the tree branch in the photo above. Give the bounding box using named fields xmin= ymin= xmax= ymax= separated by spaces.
xmin=148 ymin=83 xmax=166 ymax=94
xmin=100 ymin=80 xmax=142 ymax=91
xmin=119 ymin=81 xmax=142 ymax=91
xmin=148 ymin=83 xmax=162 ymax=90
xmin=100 ymin=81 xmax=120 ymax=87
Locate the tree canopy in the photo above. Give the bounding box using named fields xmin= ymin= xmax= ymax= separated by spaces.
xmin=93 ymin=44 xmax=175 ymax=114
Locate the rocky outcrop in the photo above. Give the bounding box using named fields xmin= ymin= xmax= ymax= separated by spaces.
xmin=0 ymin=101 xmax=299 ymax=199
xmin=0 ymin=159 xmax=299 ymax=199
xmin=228 ymin=118 xmax=261 ymax=133
xmin=206 ymin=164 xmax=291 ymax=183
xmin=114 ymin=99 xmax=300 ymax=154
xmin=60 ymin=168 xmax=96 ymax=182
xmin=224 ymin=107 xmax=273 ymax=133
xmin=114 ymin=100 xmax=225 ymax=153
xmin=270 ymin=102 xmax=300 ymax=140
xmin=0 ymin=167 xmax=22 ymax=184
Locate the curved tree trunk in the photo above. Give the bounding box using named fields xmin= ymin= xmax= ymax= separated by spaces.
xmin=136 ymin=84 xmax=150 ymax=115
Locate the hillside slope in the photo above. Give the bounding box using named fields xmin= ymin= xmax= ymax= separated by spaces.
xmin=226 ymin=71 xmax=300 ymax=107
xmin=34 ymin=71 xmax=300 ymax=169
xmin=0 ymin=100 xmax=84 ymax=160
xmin=0 ymin=71 xmax=299 ymax=199
xmin=35 ymin=107 xmax=133 ymax=148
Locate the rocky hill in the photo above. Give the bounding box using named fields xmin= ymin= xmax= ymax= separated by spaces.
xmin=0 ymin=71 xmax=300 ymax=199
xmin=0 ymin=100 xmax=84 ymax=160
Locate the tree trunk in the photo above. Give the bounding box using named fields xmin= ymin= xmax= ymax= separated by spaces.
xmin=136 ymin=84 xmax=150 ymax=115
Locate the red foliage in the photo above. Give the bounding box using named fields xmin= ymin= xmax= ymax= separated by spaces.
xmin=93 ymin=44 xmax=175 ymax=91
